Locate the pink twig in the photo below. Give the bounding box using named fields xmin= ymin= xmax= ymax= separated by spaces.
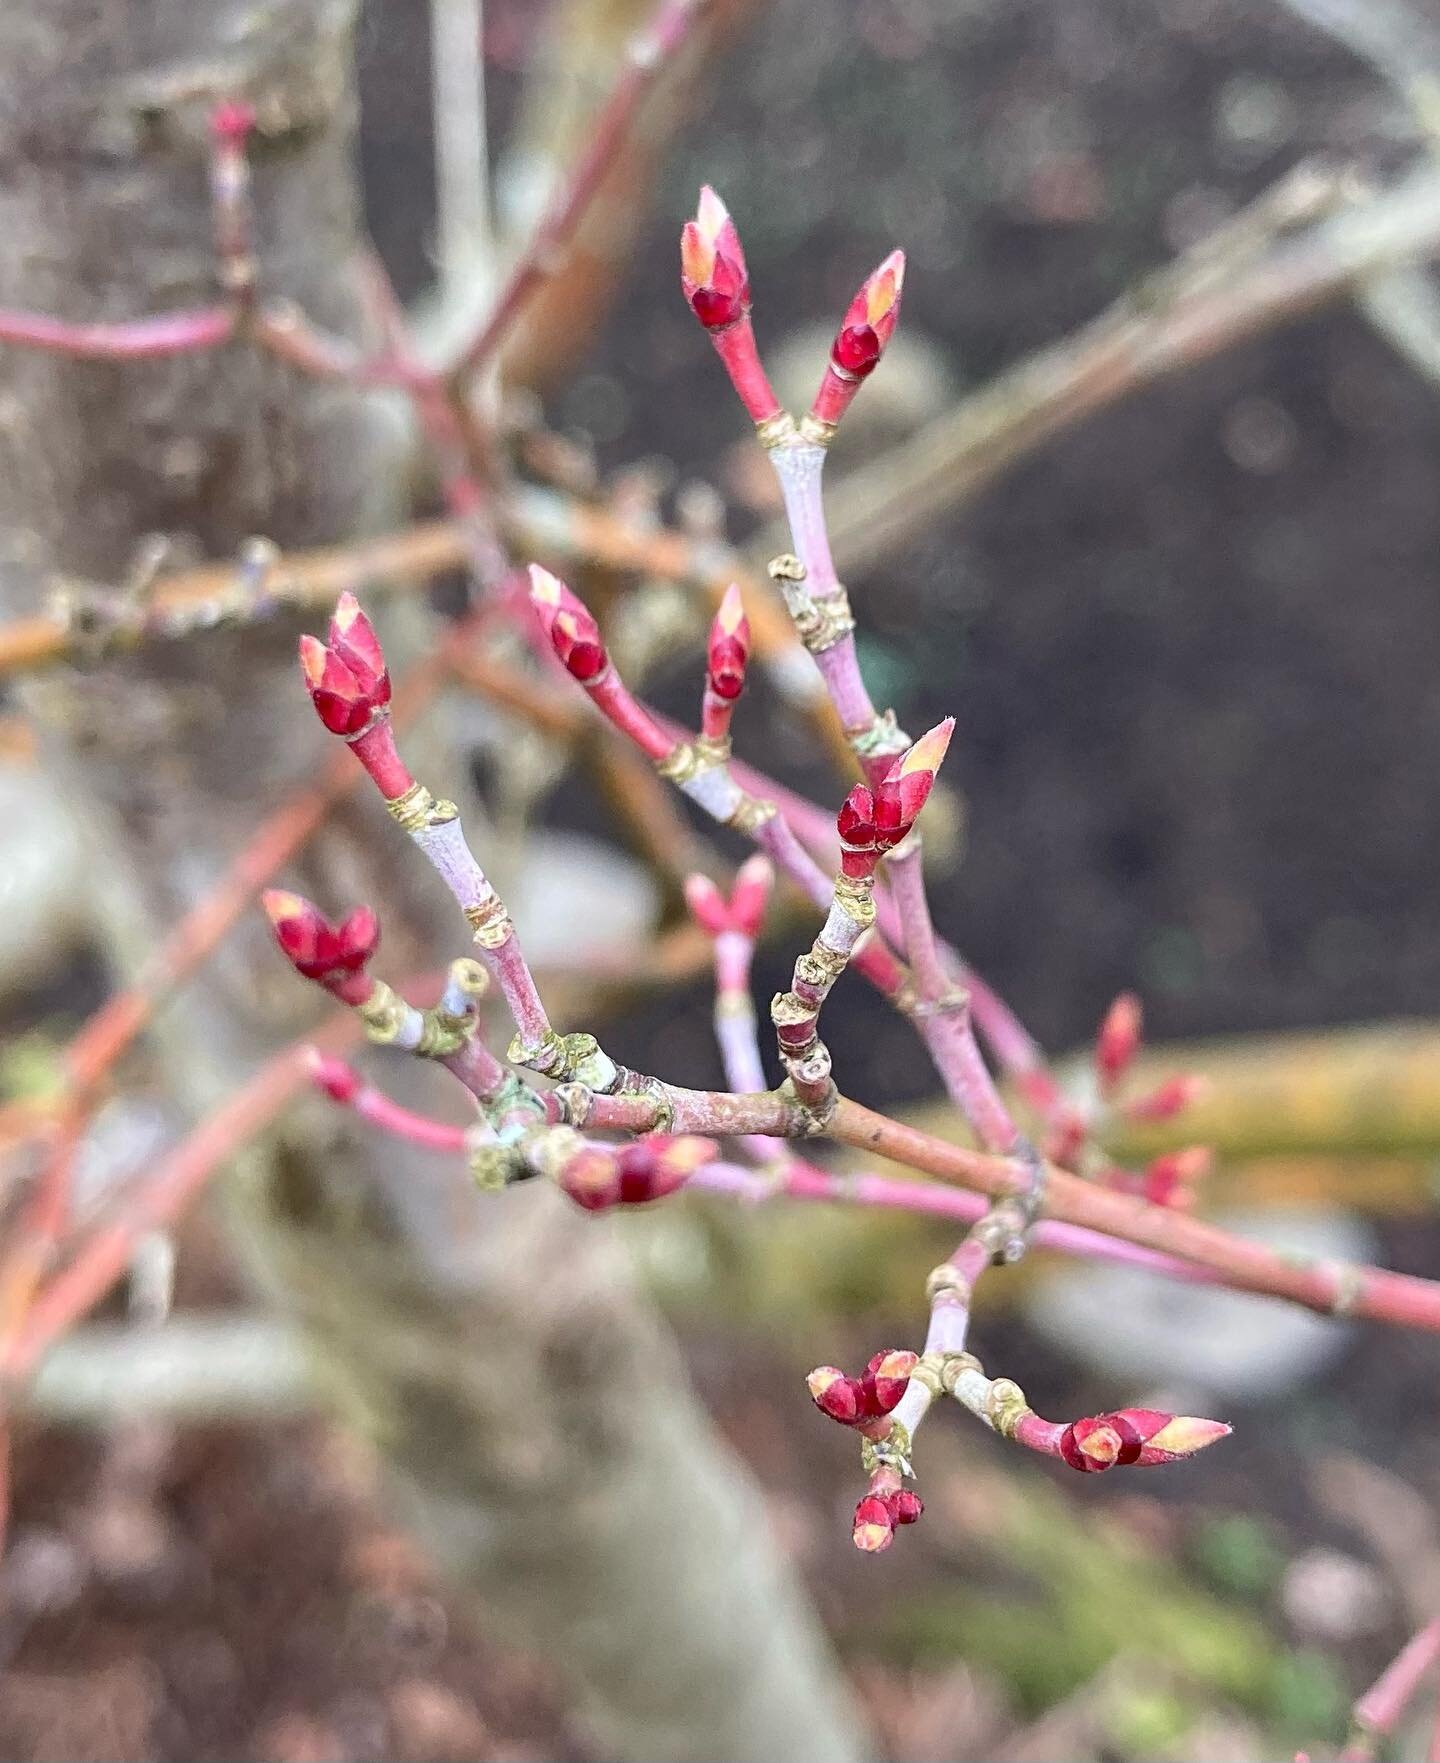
xmin=0 ymin=306 xmax=237 ymax=359
xmin=306 ymin=1052 xmax=471 ymax=1153
xmin=1341 ymin=1620 xmax=1440 ymax=1761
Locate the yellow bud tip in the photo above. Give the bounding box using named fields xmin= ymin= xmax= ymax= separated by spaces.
xmin=659 ymin=1136 xmax=718 ymax=1177
xmin=1147 ymin=1416 xmax=1231 ymax=1456
xmin=853 ymin=1518 xmax=893 ymax=1553
xmin=527 ymin=563 xmax=563 ymax=607
xmin=696 ymin=184 xmax=730 ymax=241
xmin=873 ymin=1350 xmax=916 ymax=1382
xmin=806 ymin=1366 xmax=844 ymax=1399
xmin=1078 ymin=1426 xmax=1123 ymax=1466
xmin=332 ymin=590 xmax=360 ymax=629
xmin=680 ymin=221 xmax=715 ymax=288
xmin=866 ymin=249 xmax=906 ymax=323
xmin=298 ymin=632 xmax=328 ymax=684
xmin=261 ymin=889 xmax=304 ymax=923
xmin=899 ymin=717 xmax=954 ymax=777
xmin=716 ymin=581 xmax=746 ymax=634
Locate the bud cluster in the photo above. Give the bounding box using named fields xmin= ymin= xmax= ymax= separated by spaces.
xmin=836 ymin=720 xmax=952 ymax=878
xmin=682 ymin=854 xmax=773 ymax=941
xmin=263 ymin=890 xmax=379 ymax=988
xmin=807 ymin=1350 xmax=917 ymax=1427
xmin=1057 ymin=1407 xmax=1230 ymax=1473
xmin=558 ymin=1134 xmax=716 ymax=1212
xmin=852 ymin=1487 xmax=924 ymax=1553
xmin=299 ymin=593 xmax=391 ymax=736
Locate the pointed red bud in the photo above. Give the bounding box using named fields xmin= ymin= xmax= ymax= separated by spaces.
xmin=728 ymin=854 xmax=774 ymax=938
xmin=863 ymin=1349 xmax=918 ymax=1416
xmin=680 ymin=187 xmax=751 ymax=331
xmin=852 ymin=1494 xmax=895 ymax=1553
xmin=263 ymin=890 xmax=379 ymax=981
xmin=832 ymin=250 xmax=904 ymax=379
xmin=1096 ymin=993 xmax=1143 ymax=1087
xmin=836 ymin=785 xmax=877 ymax=848
xmin=1060 ymin=1407 xmax=1229 ymax=1471
xmin=683 ymin=873 xmax=729 ymax=936
xmin=1142 ymin=1145 xmax=1212 ymax=1209
xmin=1126 ymin=1074 xmax=1209 ymax=1124
xmin=528 ymin=564 xmax=609 ymax=682
xmin=706 ymin=583 xmax=750 ymax=700
xmin=327 ymin=593 xmax=391 ymax=707
xmin=299 ymin=635 xmax=377 ymax=736
xmin=872 ymin=720 xmax=953 ymax=847
xmin=806 ymin=1366 xmax=867 ymax=1426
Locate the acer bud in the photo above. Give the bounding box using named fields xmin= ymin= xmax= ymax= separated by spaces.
xmin=528 ymin=564 xmax=608 ymax=682
xmin=811 ymin=249 xmax=905 ymax=426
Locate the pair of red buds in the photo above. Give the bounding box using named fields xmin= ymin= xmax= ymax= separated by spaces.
xmin=263 ymin=890 xmax=378 ymax=983
xmin=807 ymin=1350 xmax=918 ymax=1427
xmin=1057 ymin=1408 xmax=1231 ymax=1473
xmin=680 ymin=186 xmax=904 ymax=396
xmin=852 ymin=1487 xmax=924 ymax=1552
xmin=298 ymin=593 xmax=391 ymax=736
xmin=836 ymin=720 xmax=953 ymax=875
xmin=558 ymin=1134 xmax=716 ymax=1212
xmin=683 ymin=854 xmax=774 ymax=941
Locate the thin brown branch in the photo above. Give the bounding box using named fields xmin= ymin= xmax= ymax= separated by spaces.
xmin=803 ymin=158 xmax=1440 ymax=580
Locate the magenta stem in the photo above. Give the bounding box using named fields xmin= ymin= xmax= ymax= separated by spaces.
xmin=0 ymin=305 xmax=237 ymax=358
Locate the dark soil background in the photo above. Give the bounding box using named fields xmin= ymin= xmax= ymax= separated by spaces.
xmin=5 ymin=1 xmax=1440 ymax=1758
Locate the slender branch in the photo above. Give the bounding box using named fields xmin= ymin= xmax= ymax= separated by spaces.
xmin=0 ymin=615 xmax=481 ymax=1156
xmin=0 ymin=304 xmax=236 ymax=357
xmin=796 ymin=158 xmax=1440 ymax=581
xmin=446 ymin=0 xmax=712 ymax=383
xmin=828 ymin=1095 xmax=1440 ymax=1330
xmin=1339 ymin=1618 xmax=1440 ymax=1760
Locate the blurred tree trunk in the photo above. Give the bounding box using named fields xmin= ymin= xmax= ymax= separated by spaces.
xmin=0 ymin=5 xmax=868 ymax=1759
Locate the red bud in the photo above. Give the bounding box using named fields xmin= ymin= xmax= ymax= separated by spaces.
xmin=683 ymin=873 xmax=729 ymax=936
xmin=556 ymin=1145 xmax=623 ymax=1211
xmin=299 ymin=636 xmax=378 ymax=736
xmin=1096 ymin=992 xmax=1143 ymax=1087
xmin=811 ymin=251 xmax=905 ymax=425
xmin=1126 ymin=1074 xmax=1208 ymax=1124
xmin=863 ymin=1349 xmax=918 ymax=1416
xmin=885 ymin=1489 xmax=923 ymax=1525
xmin=680 ymin=187 xmax=751 ymax=332
xmin=1059 ymin=1407 xmax=1230 ymax=1471
xmin=528 ymin=565 xmax=609 ymax=682
xmin=852 ymin=1495 xmax=895 ymax=1553
xmin=1141 ymin=1145 xmax=1212 ymax=1209
xmin=807 ymin=1366 xmax=867 ymax=1426
xmin=728 ymin=854 xmax=774 ymax=938
xmin=706 ymin=583 xmax=750 ymax=701
xmin=263 ymin=890 xmax=379 ymax=982
xmin=616 ymin=1135 xmax=714 ymax=1204
xmin=837 ymin=785 xmax=877 ymax=852
xmin=327 ymin=593 xmax=391 ymax=707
